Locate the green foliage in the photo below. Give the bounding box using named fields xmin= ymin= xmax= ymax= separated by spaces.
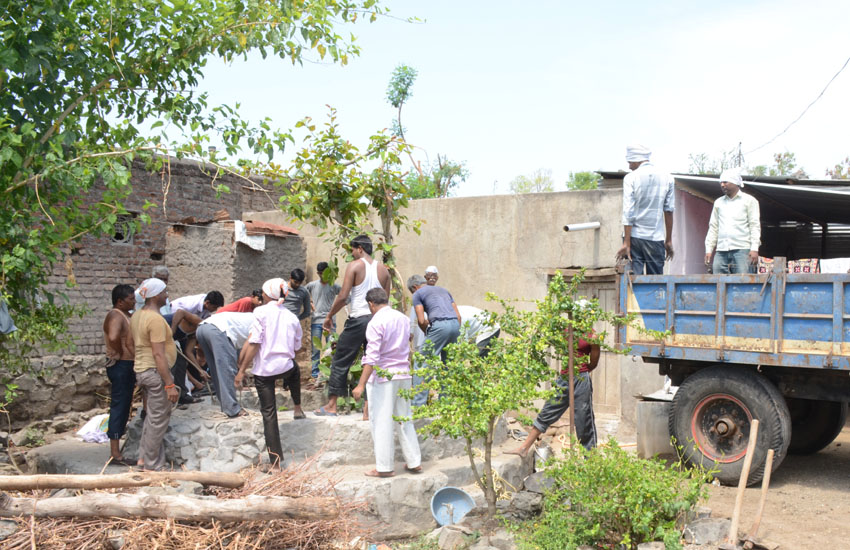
xmin=767 ymin=151 xmax=807 ymax=178
xmin=827 ymin=156 xmax=850 ymax=179
xmin=509 ymin=168 xmax=555 ymax=193
xmin=406 ymin=154 xmax=469 ymax=199
xmin=518 ymin=440 xmax=713 ymax=550
xmin=383 ymin=65 xmax=467 ymax=198
xmin=407 ymin=272 xmax=654 ymax=517
xmin=0 ymin=0 xmax=389 ymax=403
xmin=688 ymin=150 xmax=808 ymax=178
xmin=566 ymin=171 xmax=600 ymax=191
xmin=281 ymin=106 xmax=420 ymax=310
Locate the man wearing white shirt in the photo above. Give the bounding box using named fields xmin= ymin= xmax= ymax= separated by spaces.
xmin=456 ymin=305 xmax=500 ymax=357
xmin=196 ymin=312 xmax=254 ymax=418
xmin=170 ymin=291 xmax=224 ymax=318
xmin=616 ymin=144 xmax=675 ymax=274
xmin=704 ymin=168 xmax=761 ymax=274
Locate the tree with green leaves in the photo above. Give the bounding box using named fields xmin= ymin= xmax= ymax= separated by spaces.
xmin=0 ymin=0 xmax=389 ymax=398
xmin=282 ymin=107 xmax=420 ymax=310
xmin=827 ymin=156 xmax=850 ymax=179
xmin=509 ymin=168 xmax=555 ymax=193
xmin=407 ymin=272 xmax=657 ymax=517
xmin=385 ymin=64 xmax=468 ymax=198
xmin=565 ymin=171 xmax=600 ymax=191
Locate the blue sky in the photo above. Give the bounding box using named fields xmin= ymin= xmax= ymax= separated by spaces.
xmin=197 ymin=0 xmax=850 ymax=196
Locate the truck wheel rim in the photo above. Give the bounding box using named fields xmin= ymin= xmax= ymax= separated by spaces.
xmin=691 ymin=393 xmax=752 ymax=463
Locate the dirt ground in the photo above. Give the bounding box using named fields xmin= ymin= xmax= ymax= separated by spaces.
xmin=701 ymin=425 xmax=850 ymax=549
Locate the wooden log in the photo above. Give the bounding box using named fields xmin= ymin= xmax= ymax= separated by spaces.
xmin=0 ymin=471 xmax=245 ymax=491
xmin=0 ymin=492 xmax=338 ymax=521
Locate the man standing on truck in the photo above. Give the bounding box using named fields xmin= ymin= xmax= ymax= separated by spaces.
xmin=616 ymin=144 xmax=675 ymax=274
xmin=704 ymin=168 xmax=761 ymax=274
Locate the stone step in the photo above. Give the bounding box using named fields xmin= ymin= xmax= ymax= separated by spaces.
xmin=328 ymin=442 xmax=531 ymax=539
xmin=115 ymin=393 xmax=509 ymax=473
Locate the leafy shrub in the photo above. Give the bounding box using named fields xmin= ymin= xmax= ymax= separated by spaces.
xmin=519 ymin=440 xmax=712 ymax=550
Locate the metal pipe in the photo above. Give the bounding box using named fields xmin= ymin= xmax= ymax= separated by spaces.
xmin=563 ymin=222 xmax=601 ymax=232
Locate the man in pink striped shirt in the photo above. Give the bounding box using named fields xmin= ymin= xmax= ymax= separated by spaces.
xmin=353 ymin=288 xmax=422 ymax=477
xmin=235 ymin=278 xmax=303 ymax=468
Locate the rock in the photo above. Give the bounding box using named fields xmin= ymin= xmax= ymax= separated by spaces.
xmin=51 ymin=417 xmax=80 ymax=433
xmin=487 ymin=528 xmax=515 ymax=550
xmin=637 ymin=543 xmax=665 ymax=550
xmin=438 ymin=526 xmax=469 ymax=550
xmin=107 ymin=528 xmax=127 ymax=550
xmin=522 ymin=471 xmax=555 ymax=494
xmin=508 ymin=490 xmax=543 ymax=519
xmin=683 ymin=517 xmax=732 ymax=545
xmin=0 ymin=519 xmax=19 ymax=541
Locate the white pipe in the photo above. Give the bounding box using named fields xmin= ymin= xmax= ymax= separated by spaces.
xmin=563 ymin=222 xmax=601 ymax=232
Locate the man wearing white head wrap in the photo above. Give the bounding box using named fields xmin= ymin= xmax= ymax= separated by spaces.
xmin=704 ymin=168 xmax=761 ymax=274
xmin=235 ymin=278 xmax=303 ymax=467
xmin=616 ymin=144 xmax=675 ymax=275
xmin=130 ymin=278 xmax=179 ymax=470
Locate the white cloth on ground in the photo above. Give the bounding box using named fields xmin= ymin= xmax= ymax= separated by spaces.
xmin=367 ymin=377 xmax=421 ymax=473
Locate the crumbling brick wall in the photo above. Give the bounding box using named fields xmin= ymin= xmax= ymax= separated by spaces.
xmin=10 ymin=159 xmax=287 ymax=423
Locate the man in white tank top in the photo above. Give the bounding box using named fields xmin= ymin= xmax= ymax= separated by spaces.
xmin=315 ymin=235 xmax=391 ymax=416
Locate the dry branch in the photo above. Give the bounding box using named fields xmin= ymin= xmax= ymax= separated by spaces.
xmin=0 ymin=471 xmax=245 ymax=491
xmin=0 ymin=492 xmax=338 ymax=521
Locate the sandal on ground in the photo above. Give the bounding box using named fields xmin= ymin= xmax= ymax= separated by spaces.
xmin=313 ymin=406 xmax=338 ymax=417
xmin=365 ymin=469 xmax=394 ymax=478
xmin=404 ymin=465 xmax=423 ymax=474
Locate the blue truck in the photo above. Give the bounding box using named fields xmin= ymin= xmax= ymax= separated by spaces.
xmin=618 ymin=257 xmax=850 ymax=485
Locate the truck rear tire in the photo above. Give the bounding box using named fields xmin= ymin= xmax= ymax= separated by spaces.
xmin=787 ymin=398 xmax=848 ymax=455
xmin=669 ymin=366 xmax=791 ymax=486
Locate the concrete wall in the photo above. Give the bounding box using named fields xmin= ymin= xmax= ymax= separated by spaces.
xmin=247 ymin=188 xmax=667 ymax=431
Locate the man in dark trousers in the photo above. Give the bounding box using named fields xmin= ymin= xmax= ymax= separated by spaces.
xmin=314 ymin=235 xmax=391 ymax=416
xmin=102 ymin=284 xmax=136 ymax=466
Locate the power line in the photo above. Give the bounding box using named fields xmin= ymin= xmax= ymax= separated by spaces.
xmin=745 ymin=54 xmax=850 ymax=155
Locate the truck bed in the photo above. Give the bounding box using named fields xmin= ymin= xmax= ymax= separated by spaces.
xmin=618 ymin=264 xmax=850 ymax=371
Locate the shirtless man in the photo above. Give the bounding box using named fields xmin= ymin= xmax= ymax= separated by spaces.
xmin=102 ymin=284 xmax=137 ymax=466
xmin=314 ymin=235 xmax=391 ymax=416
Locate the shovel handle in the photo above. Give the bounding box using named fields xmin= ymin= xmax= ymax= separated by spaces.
xmin=728 ymin=418 xmax=760 ymax=544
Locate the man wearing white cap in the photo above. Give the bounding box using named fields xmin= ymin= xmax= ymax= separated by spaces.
xmin=235 ymin=278 xmax=303 ymax=467
xmin=705 ymin=168 xmax=761 ymax=274
xmin=616 ymin=144 xmax=675 ymax=275
xmin=131 ymin=278 xmax=179 ymax=471
xmin=424 ymin=265 xmax=439 ymax=286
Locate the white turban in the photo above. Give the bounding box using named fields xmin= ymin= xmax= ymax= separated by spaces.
xmin=625 ymin=144 xmax=652 ymax=163
xmin=425 ymin=265 xmax=439 ymax=274
xmin=137 ymin=278 xmax=166 ymax=300
xmin=262 ymin=278 xmax=287 ymax=301
xmin=720 ymin=168 xmax=744 ymax=188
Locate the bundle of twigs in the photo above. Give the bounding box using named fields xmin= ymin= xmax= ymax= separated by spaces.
xmin=2 ymin=458 xmax=367 ymax=550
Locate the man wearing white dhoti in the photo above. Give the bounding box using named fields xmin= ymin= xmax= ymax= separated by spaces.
xmin=352 ymin=288 xmax=422 ymax=478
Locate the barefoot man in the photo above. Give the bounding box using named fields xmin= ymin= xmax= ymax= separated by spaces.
xmin=103 ymin=284 xmax=137 ymax=466
xmin=352 ymin=288 xmax=421 ymax=477
xmin=507 ymin=331 xmax=600 ymax=456
xmin=314 ymin=235 xmax=390 ymax=417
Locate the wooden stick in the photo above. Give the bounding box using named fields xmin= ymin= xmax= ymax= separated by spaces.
xmin=727 ymin=418 xmax=759 ymax=545
xmin=743 ymin=448 xmax=775 ymax=549
xmin=567 ymin=324 xmax=576 ymax=441
xmin=0 ymin=492 xmax=338 ymax=521
xmin=0 ymin=471 xmax=245 ymax=491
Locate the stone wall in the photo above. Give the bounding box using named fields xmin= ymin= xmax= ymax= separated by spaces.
xmin=9 ymin=355 xmax=109 ymax=424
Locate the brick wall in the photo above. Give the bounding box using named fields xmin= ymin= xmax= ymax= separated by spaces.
xmin=49 ymin=158 xmax=285 ymax=355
